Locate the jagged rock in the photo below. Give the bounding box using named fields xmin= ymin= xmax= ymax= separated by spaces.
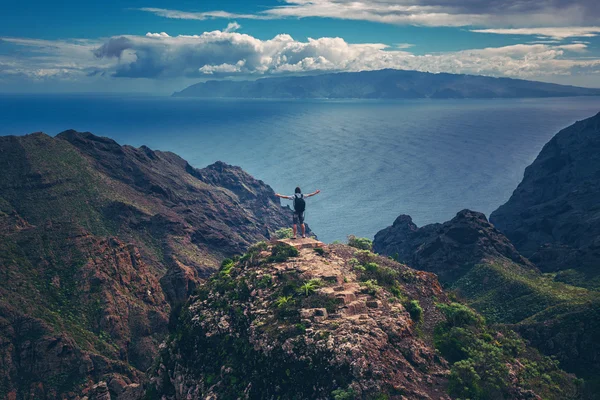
xmin=373 ymin=209 xmax=535 ymax=281
xmin=373 ymin=208 xmax=600 ymax=384
xmin=490 ymin=112 xmax=600 ymax=277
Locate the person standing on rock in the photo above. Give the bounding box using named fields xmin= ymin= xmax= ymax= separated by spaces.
xmin=275 ymin=187 xmax=320 ymax=239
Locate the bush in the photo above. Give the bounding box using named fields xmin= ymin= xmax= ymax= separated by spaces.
xmin=314 ymin=247 xmax=325 ymax=256
xmin=347 ymin=235 xmax=373 ymax=251
xmin=275 ymin=295 xmax=294 ymax=308
xmin=361 ymin=279 xmax=381 ymax=295
xmin=331 ymin=388 xmax=355 ymax=400
xmin=406 ymin=299 xmax=423 ymax=322
xmin=437 ymin=302 xmax=484 ymax=328
xmin=268 ymin=243 xmax=299 ymax=263
xmin=274 ymin=228 xmax=294 ymax=239
xmin=298 ymin=279 xmax=323 ymax=296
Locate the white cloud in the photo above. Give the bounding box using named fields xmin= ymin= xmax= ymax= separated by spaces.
xmin=137 ymin=1 xmax=600 ymax=28
xmin=472 ymin=27 xmax=600 ymax=40
xmin=2 ymin=30 xmax=599 ymax=87
xmin=224 ymin=22 xmax=242 ymax=33
xmin=90 ymin=31 xmax=598 ymax=80
xmin=137 ymin=7 xmax=272 ymax=21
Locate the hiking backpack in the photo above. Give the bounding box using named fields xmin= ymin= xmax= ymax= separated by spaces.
xmin=294 ymin=194 xmax=306 ymax=213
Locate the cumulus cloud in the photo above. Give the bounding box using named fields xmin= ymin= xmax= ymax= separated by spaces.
xmin=2 ymin=30 xmax=599 ymax=86
xmin=138 ymin=0 xmax=600 ymax=28
xmin=90 ymin=30 xmax=599 ymax=80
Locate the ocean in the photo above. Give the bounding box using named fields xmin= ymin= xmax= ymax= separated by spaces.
xmin=2 ymin=94 xmax=600 ymax=243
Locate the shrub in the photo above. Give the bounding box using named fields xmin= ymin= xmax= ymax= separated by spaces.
xmin=275 ymin=295 xmax=294 ymax=308
xmin=298 ymin=279 xmax=323 ymax=296
xmin=361 ymin=279 xmax=381 ymax=295
xmin=268 ymin=243 xmax=299 ymax=263
xmin=347 ymin=235 xmax=373 ymax=251
xmin=437 ymin=302 xmax=485 ymax=328
xmin=274 ymin=228 xmax=294 ymax=239
xmin=406 ymin=299 xmax=423 ymax=322
xmin=314 ymin=247 xmax=325 ymax=256
xmin=331 ymin=388 xmax=355 ymax=400
xmin=257 ymin=274 xmax=272 ymax=288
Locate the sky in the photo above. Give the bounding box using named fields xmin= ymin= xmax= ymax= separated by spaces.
xmin=1 ymin=0 xmax=600 ymax=93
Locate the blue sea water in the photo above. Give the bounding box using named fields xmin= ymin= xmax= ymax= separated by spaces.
xmin=1 ymin=94 xmax=600 ymax=243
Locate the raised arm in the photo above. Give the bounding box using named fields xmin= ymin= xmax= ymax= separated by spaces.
xmin=305 ymin=189 xmax=321 ymax=198
xmin=275 ymin=193 xmax=293 ymax=200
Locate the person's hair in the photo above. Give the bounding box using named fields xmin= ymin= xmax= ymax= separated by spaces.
xmin=295 ymin=187 xmax=301 ymax=194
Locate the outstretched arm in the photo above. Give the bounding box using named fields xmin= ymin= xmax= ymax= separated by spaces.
xmin=305 ymin=189 xmax=321 ymax=198
xmin=275 ymin=193 xmax=293 ymax=199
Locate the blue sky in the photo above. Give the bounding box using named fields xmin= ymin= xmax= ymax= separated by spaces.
xmin=1 ymin=0 xmax=600 ymax=92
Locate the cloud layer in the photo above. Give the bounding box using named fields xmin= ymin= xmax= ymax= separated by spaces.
xmin=2 ymin=28 xmax=599 ymax=88
xmin=92 ymin=31 xmax=600 ymax=80
xmin=138 ymin=0 xmax=600 ymax=28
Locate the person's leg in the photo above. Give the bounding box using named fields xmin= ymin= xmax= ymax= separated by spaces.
xmin=292 ymin=224 xmax=297 ymax=238
xmin=301 ymin=223 xmax=306 ymax=238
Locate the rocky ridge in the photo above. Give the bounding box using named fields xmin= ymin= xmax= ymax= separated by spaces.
xmin=149 ymin=240 xmax=578 ymax=399
xmin=0 ymin=131 xmax=293 ymax=399
xmin=373 ymin=209 xmax=535 ymax=282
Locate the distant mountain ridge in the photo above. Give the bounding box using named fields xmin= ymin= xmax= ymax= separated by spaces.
xmin=174 ymin=69 xmax=600 ymax=99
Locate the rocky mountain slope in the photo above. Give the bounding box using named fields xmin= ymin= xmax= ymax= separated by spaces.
xmin=174 ymin=69 xmax=600 ymax=99
xmin=373 ymin=210 xmax=536 ymax=282
xmin=490 ymin=112 xmax=600 ymax=289
xmin=0 ymin=131 xmax=293 ymax=399
xmin=150 ymin=240 xmax=580 ymax=399
xmin=373 ymin=210 xmax=600 ymax=390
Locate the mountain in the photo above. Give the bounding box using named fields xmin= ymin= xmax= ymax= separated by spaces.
xmin=373 ymin=210 xmax=600 ymax=390
xmin=490 ymin=112 xmax=600 ymax=290
xmin=373 ymin=210 xmax=536 ymax=282
xmin=149 ymin=240 xmax=579 ymax=399
xmin=0 ymin=131 xmax=293 ymax=399
xmin=173 ymin=69 xmax=600 ymax=99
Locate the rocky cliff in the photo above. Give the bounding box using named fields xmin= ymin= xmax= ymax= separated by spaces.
xmin=490 ymin=112 xmax=600 ymax=288
xmin=373 ymin=210 xmax=535 ymax=282
xmin=149 ymin=240 xmax=579 ymax=400
xmin=0 ymin=131 xmax=293 ymax=399
xmin=373 ymin=210 xmax=600 ymax=390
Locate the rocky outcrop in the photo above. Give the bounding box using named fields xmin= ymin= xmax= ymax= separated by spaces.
xmin=373 ymin=209 xmax=535 ymax=282
xmin=373 ymin=209 xmax=600 ymax=385
xmin=490 ymin=112 xmax=600 ymax=277
xmin=149 ymin=242 xmax=577 ymax=399
xmin=0 ymin=131 xmax=293 ymax=398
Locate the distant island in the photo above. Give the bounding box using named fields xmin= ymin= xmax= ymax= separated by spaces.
xmin=173 ymin=69 xmax=600 ymax=99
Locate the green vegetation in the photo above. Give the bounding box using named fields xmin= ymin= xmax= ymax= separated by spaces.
xmin=361 ymin=279 xmax=381 ymax=295
xmin=406 ymin=300 xmax=423 ymax=322
xmin=434 ymin=302 xmax=581 ymax=400
xmin=453 ymin=261 xmax=597 ymax=324
xmin=275 ymin=295 xmax=294 ymax=308
xmin=314 ymin=247 xmax=325 ymax=256
xmin=347 ymin=235 xmax=373 ymax=251
xmin=267 ymin=242 xmax=299 ymax=263
xmin=298 ymin=279 xmax=323 ymax=296
xmin=274 ymin=228 xmax=294 ymax=239
xmin=331 ymin=388 xmax=356 ymax=400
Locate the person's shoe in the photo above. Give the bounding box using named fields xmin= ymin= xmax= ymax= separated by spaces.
xmin=302 ymin=235 xmax=306 ymax=238
xmin=291 ymin=236 xmax=297 ymax=240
